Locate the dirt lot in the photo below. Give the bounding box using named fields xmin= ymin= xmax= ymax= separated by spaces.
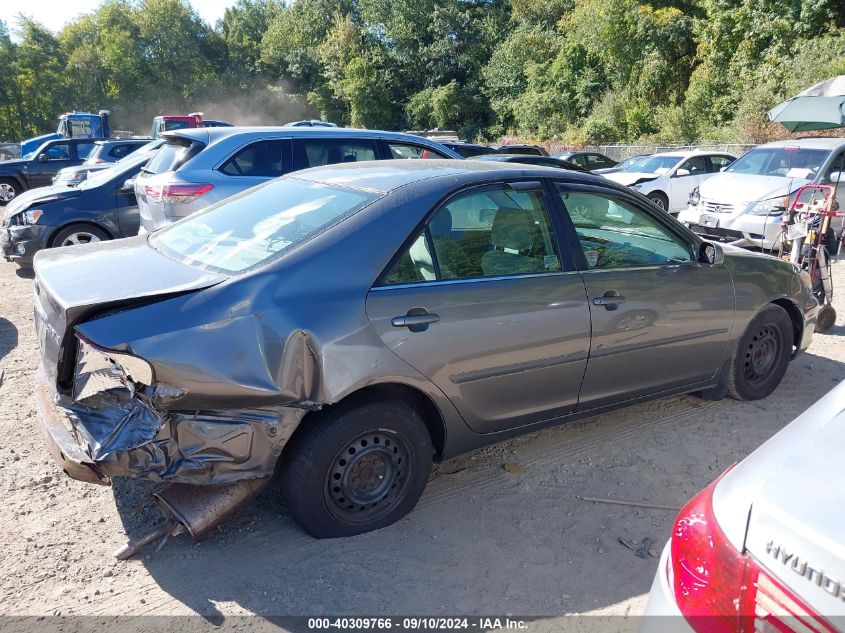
xmin=2 ymin=257 xmax=845 ymax=628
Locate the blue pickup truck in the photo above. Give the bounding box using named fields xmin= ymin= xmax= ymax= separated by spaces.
xmin=20 ymin=111 xmax=111 ymax=157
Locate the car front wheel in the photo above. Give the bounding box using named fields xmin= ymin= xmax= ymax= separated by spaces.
xmin=0 ymin=178 xmax=19 ymax=204
xmin=279 ymin=397 xmax=434 ymax=538
xmin=647 ymin=192 xmax=668 ymax=211
xmin=728 ymin=304 xmax=793 ymax=401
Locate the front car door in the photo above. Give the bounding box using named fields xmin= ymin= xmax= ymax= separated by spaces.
xmin=30 ymin=142 xmax=73 ymax=188
xmin=553 ymin=184 xmax=735 ymax=410
xmin=366 ymin=181 xmax=592 ymax=434
xmin=668 ymin=156 xmax=709 ymax=213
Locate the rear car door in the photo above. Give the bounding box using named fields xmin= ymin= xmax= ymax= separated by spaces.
xmin=553 ymin=184 xmax=734 ymax=410
xmin=366 ymin=181 xmax=592 ymax=434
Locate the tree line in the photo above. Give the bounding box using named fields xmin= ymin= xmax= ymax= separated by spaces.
xmin=2 ymin=0 xmax=845 ymax=145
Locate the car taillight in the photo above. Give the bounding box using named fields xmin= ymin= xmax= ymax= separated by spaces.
xmin=145 ymin=183 xmax=213 ymax=204
xmin=670 ymin=469 xmax=836 ymax=633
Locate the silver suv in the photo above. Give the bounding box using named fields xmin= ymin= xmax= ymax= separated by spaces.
xmin=134 ymin=127 xmax=461 ymax=233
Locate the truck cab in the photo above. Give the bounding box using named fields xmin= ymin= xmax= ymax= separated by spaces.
xmin=20 ymin=111 xmax=111 ymax=157
xmin=150 ymin=113 xmax=204 ymax=138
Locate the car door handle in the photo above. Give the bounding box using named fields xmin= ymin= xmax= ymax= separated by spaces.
xmin=391 ymin=312 xmax=440 ymax=328
xmin=592 ymin=291 xmax=627 ymax=310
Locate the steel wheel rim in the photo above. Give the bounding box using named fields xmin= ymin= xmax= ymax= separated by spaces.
xmin=61 ymin=232 xmax=101 ymax=247
xmin=744 ymin=325 xmax=780 ymax=385
xmin=325 ymin=429 xmax=413 ymax=524
xmin=0 ymin=184 xmax=15 ymax=203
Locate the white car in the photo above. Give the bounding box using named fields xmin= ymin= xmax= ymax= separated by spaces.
xmin=604 ymin=151 xmax=736 ymax=214
xmin=678 ymin=138 xmax=845 ymax=250
xmin=642 ymin=380 xmax=845 ymax=632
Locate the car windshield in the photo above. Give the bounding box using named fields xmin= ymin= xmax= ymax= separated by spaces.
xmin=625 ymin=155 xmax=681 ymax=174
xmin=725 ymin=147 xmax=830 ymax=178
xmin=150 ymin=177 xmax=380 ymax=274
xmin=616 ymin=156 xmax=649 ymax=170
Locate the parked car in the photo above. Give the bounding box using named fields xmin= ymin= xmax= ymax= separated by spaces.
xmin=2 ymin=146 xmax=161 ymax=265
xmin=0 ymin=137 xmax=103 ymax=205
xmin=643 ymin=379 xmax=845 ymax=631
xmin=52 ymin=139 xmax=152 ymax=187
xmin=439 ymin=141 xmax=495 ymax=158
xmin=604 ymin=150 xmax=737 ymax=214
xmin=33 ymin=160 xmax=816 ymax=539
xmin=679 ymin=138 xmax=845 ymax=250
xmin=472 ymin=153 xmax=590 ymax=172
xmin=491 ymin=143 xmax=549 ymax=156
xmin=555 ymin=151 xmax=617 ymax=171
xmin=134 ymin=127 xmax=462 ymax=233
xmin=202 ymin=119 xmax=233 ymax=128
xmin=593 ymin=153 xmax=651 ymax=175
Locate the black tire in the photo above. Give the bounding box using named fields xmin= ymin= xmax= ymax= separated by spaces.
xmin=0 ymin=177 xmax=20 ymax=205
xmin=51 ymin=224 xmax=110 ymax=249
xmin=816 ymin=304 xmax=837 ymax=333
xmin=279 ymin=397 xmax=434 ymax=538
xmin=647 ymin=191 xmax=669 ymax=211
xmin=727 ymin=304 xmax=793 ymax=401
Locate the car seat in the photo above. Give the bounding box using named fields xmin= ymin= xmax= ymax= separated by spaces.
xmin=480 ymin=209 xmax=546 ymax=276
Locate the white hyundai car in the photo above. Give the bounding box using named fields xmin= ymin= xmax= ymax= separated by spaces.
xmin=678 ymin=138 xmax=845 ymax=250
xmin=642 ymin=380 xmax=845 ymax=632
xmin=604 ymin=150 xmax=736 ymax=215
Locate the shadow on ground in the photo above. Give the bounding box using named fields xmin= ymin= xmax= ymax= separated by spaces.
xmin=107 ymin=350 xmax=845 ymax=622
xmin=0 ymin=317 xmax=18 ymax=362
xmin=14 ymin=267 xmax=34 ymax=280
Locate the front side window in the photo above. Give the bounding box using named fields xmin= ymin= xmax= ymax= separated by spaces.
xmin=708 ymin=155 xmax=734 ymax=172
xmin=109 ymin=144 xmax=135 ymax=159
xmin=295 ymin=139 xmax=377 ymax=168
xmin=388 ymin=143 xmax=447 ymax=160
xmin=380 ymin=184 xmax=562 ymax=284
xmin=220 ymin=140 xmax=289 ymax=177
xmin=559 ymin=190 xmax=692 ymax=269
xmin=151 ymin=177 xmax=379 ymax=274
xmin=677 ymin=156 xmax=707 ymax=176
xmin=44 ymin=143 xmax=70 ymax=161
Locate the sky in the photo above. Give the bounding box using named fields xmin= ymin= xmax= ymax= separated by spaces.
xmin=11 ymin=0 xmax=235 ymax=33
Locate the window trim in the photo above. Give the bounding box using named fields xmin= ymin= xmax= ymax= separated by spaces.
xmin=372 ymin=179 xmax=577 ymax=289
xmin=550 ymin=181 xmax=699 ymax=272
xmin=383 ymin=140 xmax=450 ymax=160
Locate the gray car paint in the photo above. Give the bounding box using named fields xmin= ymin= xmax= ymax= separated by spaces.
xmin=33 ymin=160 xmax=817 ymax=487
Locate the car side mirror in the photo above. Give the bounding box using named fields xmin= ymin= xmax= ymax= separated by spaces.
xmin=37 ymin=153 xmax=48 ymax=163
xmin=121 ymin=178 xmax=135 ymax=193
xmin=829 ymin=171 xmax=844 ymax=183
xmin=674 ymin=168 xmax=690 ymax=177
xmin=699 ymin=241 xmax=724 ymax=266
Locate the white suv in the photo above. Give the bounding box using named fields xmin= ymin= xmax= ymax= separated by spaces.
xmin=678 ymin=138 xmax=845 ymax=250
xmin=604 ymin=150 xmax=736 ymax=214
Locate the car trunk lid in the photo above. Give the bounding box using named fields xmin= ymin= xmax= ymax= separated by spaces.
xmin=33 ymin=236 xmax=225 ymax=390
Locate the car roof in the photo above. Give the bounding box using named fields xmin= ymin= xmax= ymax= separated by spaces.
xmin=165 ymin=126 xmax=451 ymax=145
xmin=756 ymin=137 xmax=845 ymax=150
xmin=291 ymin=158 xmax=608 ymax=193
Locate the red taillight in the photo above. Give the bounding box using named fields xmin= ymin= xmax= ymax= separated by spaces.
xmin=670 ymin=470 xmax=836 ymax=633
xmin=145 ymin=183 xmax=213 ymax=204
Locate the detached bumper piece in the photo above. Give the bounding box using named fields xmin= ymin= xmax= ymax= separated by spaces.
xmin=687 ymin=223 xmax=745 ymax=243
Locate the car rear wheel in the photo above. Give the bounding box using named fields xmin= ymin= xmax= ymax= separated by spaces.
xmin=51 ymin=224 xmax=109 ymax=248
xmin=279 ymin=397 xmax=433 ymax=538
xmin=647 ymin=192 xmax=668 ymax=211
xmin=0 ymin=178 xmax=19 ymax=204
xmin=727 ymin=304 xmax=793 ymax=401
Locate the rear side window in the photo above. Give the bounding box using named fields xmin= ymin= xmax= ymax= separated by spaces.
xmin=143 ymin=138 xmax=206 ymax=175
xmin=219 ymin=140 xmax=291 ymax=177
xmin=294 ymin=139 xmax=377 ymax=169
xmin=380 ymin=184 xmax=562 ymax=285
xmin=387 ymin=142 xmax=447 ymax=159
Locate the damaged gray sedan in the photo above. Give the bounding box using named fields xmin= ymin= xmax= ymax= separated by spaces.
xmin=33 ymin=160 xmax=817 ymax=539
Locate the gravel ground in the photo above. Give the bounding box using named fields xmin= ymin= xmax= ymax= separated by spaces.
xmin=1 ymin=257 xmax=845 ymax=629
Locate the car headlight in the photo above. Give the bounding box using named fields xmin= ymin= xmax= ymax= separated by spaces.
xmin=20 ymin=209 xmax=43 ymax=225
xmin=689 ymin=186 xmax=700 ymax=206
xmin=745 ymin=197 xmax=785 ymax=216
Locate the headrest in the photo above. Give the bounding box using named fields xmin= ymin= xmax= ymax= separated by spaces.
xmin=490 ymin=208 xmax=536 ymax=253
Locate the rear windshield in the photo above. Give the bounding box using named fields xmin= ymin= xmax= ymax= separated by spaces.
xmin=150 ymin=177 xmax=380 ymax=274
xmin=142 ymin=138 xmax=205 ymax=175
xmin=726 ymin=147 xmax=830 ymax=178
